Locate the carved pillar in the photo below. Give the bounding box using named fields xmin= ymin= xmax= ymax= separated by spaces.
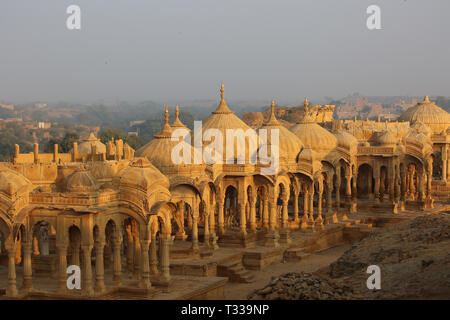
xmin=239 ymin=201 xmax=247 ymax=237
xmin=208 ymin=205 xmax=218 ymax=249
xmin=335 ymin=166 xmax=341 ymax=211
xmin=301 ymin=185 xmax=309 ymax=229
xmin=82 ymin=245 xmax=94 ymax=296
xmin=368 ymin=168 xmax=374 ymax=200
xmin=418 ymin=171 xmax=425 ymax=201
xmin=442 ymin=145 xmax=448 ymax=181
xmin=374 ymin=165 xmax=380 ymax=204
xmin=133 ymin=234 xmax=141 ymax=279
xmin=217 ymin=200 xmax=225 ymax=235
xmin=262 ymin=199 xmax=269 ymax=230
xmin=149 ymin=235 xmax=159 ymax=275
xmin=249 ymin=198 xmax=257 ymax=232
xmin=6 ymin=246 xmax=18 ymax=297
xmin=203 ymin=211 xmax=210 ymax=246
xmin=94 ymin=239 xmax=106 ymax=294
xmin=309 ymin=182 xmax=315 ymax=223
xmin=159 ymin=235 xmax=171 ymax=283
xmin=279 ymin=198 xmax=291 ymax=243
xmin=400 ymin=164 xmax=407 ymax=211
xmin=140 ymin=240 xmax=151 ymax=289
xmin=264 ymin=199 xmax=279 ymax=247
xmin=315 ymin=177 xmax=324 ymax=228
xmin=389 ymin=162 xmax=395 ymax=203
xmin=22 ymin=241 xmax=33 ymax=292
xmin=293 ymin=189 xmax=299 ymax=223
xmin=57 ymin=243 xmax=68 ymax=294
xmin=191 ymin=215 xmax=199 ymax=251
xmin=112 ymin=238 xmax=122 ymax=286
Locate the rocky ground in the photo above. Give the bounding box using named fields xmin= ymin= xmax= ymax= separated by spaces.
xmin=249 ymin=214 xmax=450 ymax=300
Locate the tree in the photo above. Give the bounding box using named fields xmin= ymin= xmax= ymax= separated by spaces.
xmin=60 ymin=132 xmax=79 ymax=153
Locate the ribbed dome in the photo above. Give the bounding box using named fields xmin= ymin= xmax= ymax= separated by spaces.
xmin=290 ymin=105 xmax=337 ymax=155
xmin=136 ymin=108 xmax=196 ymax=173
xmin=398 ymin=96 xmax=450 ymax=133
xmin=0 ymin=169 xmax=32 ymax=196
xmin=65 ymin=168 xmax=98 ymax=193
xmin=118 ymin=157 xmax=169 ymax=191
xmin=202 ymin=82 xmax=257 ymax=164
xmin=298 ymin=148 xmax=317 ymax=162
xmin=259 ymin=101 xmax=303 ymax=164
xmin=334 ymin=130 xmax=358 ymax=150
xmin=76 ymin=133 xmax=106 ymax=155
xmin=377 ymin=130 xmax=397 ymax=147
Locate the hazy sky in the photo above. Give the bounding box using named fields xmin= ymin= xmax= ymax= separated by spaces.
xmin=0 ymin=0 xmax=449 ymax=104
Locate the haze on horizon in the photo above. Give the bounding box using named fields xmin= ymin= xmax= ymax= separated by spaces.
xmin=0 ymin=0 xmax=449 ymax=105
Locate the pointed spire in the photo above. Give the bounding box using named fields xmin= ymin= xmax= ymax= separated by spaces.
xmin=155 ymin=106 xmax=172 ymax=138
xmin=171 ymin=104 xmax=190 ymax=131
xmin=266 ymin=99 xmax=280 ymax=125
xmin=164 ymin=106 xmax=169 ymax=125
xmin=304 ymin=97 xmax=309 ymax=114
xmin=213 ymin=81 xmax=232 ymax=114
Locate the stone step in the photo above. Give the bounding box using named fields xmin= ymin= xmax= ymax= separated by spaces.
xmin=284 ymin=248 xmax=310 ymax=262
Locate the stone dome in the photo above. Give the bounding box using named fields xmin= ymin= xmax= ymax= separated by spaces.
xmin=0 ymin=169 xmax=33 ymax=196
xmin=298 ymin=148 xmax=317 ymax=162
xmin=259 ymin=101 xmax=303 ymax=164
xmin=136 ymin=108 xmax=196 ymax=173
xmin=202 ymin=82 xmax=257 ymax=164
xmin=334 ymin=130 xmax=358 ymax=150
xmin=290 ymin=104 xmax=337 ymax=156
xmin=65 ymin=168 xmax=98 ymax=193
xmin=118 ymin=158 xmax=169 ymax=191
xmin=377 ymin=130 xmax=397 ymax=147
xmin=398 ymin=96 xmax=450 ymax=133
xmin=76 ymin=133 xmax=106 ymax=155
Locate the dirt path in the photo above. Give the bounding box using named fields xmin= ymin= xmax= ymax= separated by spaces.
xmin=223 ymin=244 xmax=350 ymax=300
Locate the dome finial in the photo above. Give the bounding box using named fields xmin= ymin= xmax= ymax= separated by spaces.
xmin=304 ymin=97 xmax=309 ymax=113
xmin=175 ymin=104 xmax=180 ymax=120
xmin=271 ymin=99 xmax=275 ymax=115
xmin=164 ymin=106 xmax=169 ymax=125
xmin=220 ymin=81 xmax=225 ymax=102
xmin=424 ymin=95 xmax=430 ymax=102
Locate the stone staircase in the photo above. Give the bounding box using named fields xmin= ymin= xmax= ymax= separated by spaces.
xmin=217 ymin=261 xmax=255 ymax=283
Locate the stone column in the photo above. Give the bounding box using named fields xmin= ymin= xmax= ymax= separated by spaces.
xmin=335 ymin=166 xmax=341 ymax=212
xmin=368 ymin=168 xmax=374 ymax=200
xmin=32 ymin=236 xmax=40 ymax=255
xmin=389 ymin=163 xmax=395 ymax=203
xmin=126 ymin=228 xmax=134 ymax=273
xmin=133 ymin=235 xmax=141 ymax=279
xmin=217 ymin=201 xmax=225 ymax=235
xmin=203 ymin=211 xmax=210 ymax=246
xmin=249 ymin=199 xmax=257 ymax=232
xmin=209 ymin=207 xmax=218 ymax=249
xmin=160 ymin=236 xmax=171 ymax=283
xmin=418 ymin=171 xmax=425 ymax=201
xmin=22 ymin=241 xmax=33 ymax=292
xmin=293 ymin=190 xmax=299 ymax=223
xmin=400 ymin=165 xmax=407 ymax=211
xmin=82 ymin=245 xmax=94 ymax=296
xmin=309 ymin=182 xmax=315 ymax=223
xmin=6 ymin=247 xmax=18 ymax=297
xmin=149 ymin=235 xmax=159 ymax=275
xmin=94 ymin=239 xmax=106 ymax=294
xmin=239 ymin=201 xmax=247 ymax=237
xmin=443 ymin=145 xmax=448 ymax=182
xmin=262 ymin=199 xmax=269 ymax=230
xmin=57 ymin=243 xmax=68 ymax=294
xmin=301 ymin=186 xmax=309 ymax=229
xmin=112 ymin=238 xmax=122 ymax=286
xmin=191 ymin=215 xmax=199 ymax=251
xmin=351 ymin=169 xmax=358 ymax=213
xmin=374 ymin=166 xmax=380 ymax=204
xmin=140 ymin=240 xmax=151 ymax=289
xmin=279 ymin=199 xmax=291 ymax=243
xmin=264 ymin=199 xmax=279 ymax=247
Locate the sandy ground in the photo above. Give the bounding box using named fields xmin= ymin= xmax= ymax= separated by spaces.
xmin=223 ymin=244 xmax=350 ymax=300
